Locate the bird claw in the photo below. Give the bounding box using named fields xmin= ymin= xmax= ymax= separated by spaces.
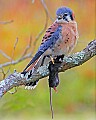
xmin=50 ymin=56 xmax=55 ymax=64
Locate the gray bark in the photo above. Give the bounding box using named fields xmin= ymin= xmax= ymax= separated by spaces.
xmin=0 ymin=39 xmax=96 ymax=98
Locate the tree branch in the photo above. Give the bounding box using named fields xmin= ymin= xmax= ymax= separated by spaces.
xmin=0 ymin=39 xmax=96 ymax=98
xmin=0 ymin=53 xmax=32 ymax=68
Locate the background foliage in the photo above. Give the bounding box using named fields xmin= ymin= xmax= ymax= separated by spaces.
xmin=0 ymin=0 xmax=95 ymax=120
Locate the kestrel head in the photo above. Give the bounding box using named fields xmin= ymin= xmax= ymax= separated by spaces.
xmin=56 ymin=7 xmax=75 ymax=23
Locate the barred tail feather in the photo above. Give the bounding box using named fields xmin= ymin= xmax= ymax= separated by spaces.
xmin=23 ymin=51 xmax=43 ymax=72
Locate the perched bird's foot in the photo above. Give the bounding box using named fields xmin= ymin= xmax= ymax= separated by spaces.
xmin=50 ymin=56 xmax=55 ymax=64
xmin=54 ymin=54 xmax=64 ymax=63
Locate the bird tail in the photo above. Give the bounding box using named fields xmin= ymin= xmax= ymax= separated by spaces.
xmin=26 ymin=58 xmax=40 ymax=72
xmin=22 ymin=56 xmax=44 ymax=90
xmin=23 ymin=51 xmax=43 ymax=72
xmin=21 ymin=56 xmax=42 ymax=90
xmin=21 ymin=51 xmax=46 ymax=90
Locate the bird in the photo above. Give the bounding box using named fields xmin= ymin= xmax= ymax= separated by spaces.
xmin=22 ymin=6 xmax=79 ymax=90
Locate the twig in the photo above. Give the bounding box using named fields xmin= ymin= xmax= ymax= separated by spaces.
xmin=0 ymin=20 xmax=14 ymax=24
xmin=5 ymin=37 xmax=19 ymax=76
xmin=0 ymin=39 xmax=95 ymax=98
xmin=0 ymin=53 xmax=32 ymax=68
xmin=13 ymin=37 xmax=18 ymax=51
xmin=0 ymin=68 xmax=6 ymax=79
xmin=10 ymin=37 xmax=18 ymax=64
xmin=33 ymin=0 xmax=54 ymax=47
xmin=0 ymin=37 xmax=33 ymax=68
xmin=0 ymin=67 xmax=11 ymax=80
xmin=8 ymin=87 xmax=17 ymax=94
xmin=33 ymin=0 xmax=49 ymax=46
xmin=22 ymin=36 xmax=32 ymax=57
xmin=0 ymin=50 xmax=11 ymax=60
xmin=40 ymin=0 xmax=54 ymax=21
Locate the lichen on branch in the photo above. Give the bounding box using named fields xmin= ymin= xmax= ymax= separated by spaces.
xmin=0 ymin=39 xmax=96 ymax=98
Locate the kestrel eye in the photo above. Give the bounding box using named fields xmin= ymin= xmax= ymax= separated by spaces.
xmin=64 ymin=13 xmax=68 ymax=16
xmin=57 ymin=16 xmax=62 ymax=20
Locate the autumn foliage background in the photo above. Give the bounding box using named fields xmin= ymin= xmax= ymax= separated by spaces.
xmin=0 ymin=0 xmax=95 ymax=120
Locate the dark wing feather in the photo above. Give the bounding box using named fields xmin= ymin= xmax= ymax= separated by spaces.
xmin=23 ymin=22 xmax=62 ymax=72
xmin=23 ymin=51 xmax=43 ymax=72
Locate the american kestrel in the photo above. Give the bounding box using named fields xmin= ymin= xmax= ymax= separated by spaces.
xmin=22 ymin=6 xmax=79 ymax=90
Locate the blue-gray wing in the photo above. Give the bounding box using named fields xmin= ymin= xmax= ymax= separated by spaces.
xmin=23 ymin=24 xmax=62 ymax=72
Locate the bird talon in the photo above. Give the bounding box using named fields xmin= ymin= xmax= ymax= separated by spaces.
xmin=50 ymin=56 xmax=54 ymax=64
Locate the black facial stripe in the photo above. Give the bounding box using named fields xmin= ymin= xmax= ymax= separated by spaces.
xmin=63 ymin=16 xmax=65 ymax=19
xmin=64 ymin=13 xmax=68 ymax=16
xmin=63 ymin=16 xmax=69 ymax=22
xmin=65 ymin=18 xmax=69 ymax=22
xmin=70 ymin=14 xmax=74 ymax=20
xmin=58 ymin=17 xmax=62 ymax=20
